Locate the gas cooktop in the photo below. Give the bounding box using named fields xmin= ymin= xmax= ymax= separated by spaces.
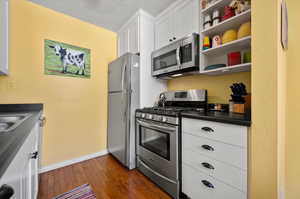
xmin=137 ymin=106 xmax=205 ymax=117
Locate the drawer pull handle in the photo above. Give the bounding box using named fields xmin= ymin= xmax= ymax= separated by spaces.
xmin=201 ymin=180 xmax=214 ymax=189
xmin=201 ymin=127 xmax=214 ymax=133
xmin=201 ymin=162 xmax=215 ymax=170
xmin=201 ymin=145 xmax=214 ymax=151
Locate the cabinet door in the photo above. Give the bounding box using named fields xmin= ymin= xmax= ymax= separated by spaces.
xmin=172 ymin=0 xmax=198 ymax=40
xmin=30 ymin=124 xmax=39 ymax=199
xmin=155 ymin=13 xmax=172 ymax=49
xmin=118 ymin=28 xmax=129 ymax=56
xmin=128 ymin=17 xmax=139 ymax=54
xmin=0 ymin=165 xmax=23 ymax=199
xmin=23 ymin=156 xmax=31 ymax=199
xmin=23 ymin=123 xmax=39 ymax=199
xmin=0 ymin=0 xmax=9 ymax=75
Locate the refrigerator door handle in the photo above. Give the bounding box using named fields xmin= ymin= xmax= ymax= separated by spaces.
xmin=121 ymin=63 xmax=128 ymax=122
xmin=121 ymin=63 xmax=127 ymax=92
xmin=123 ymin=94 xmax=128 ymax=122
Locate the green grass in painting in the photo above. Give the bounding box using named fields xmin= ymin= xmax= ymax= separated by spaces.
xmin=44 ymin=39 xmax=91 ymax=78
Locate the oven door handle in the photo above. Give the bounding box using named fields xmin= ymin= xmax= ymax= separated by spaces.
xmin=138 ymin=159 xmax=177 ymax=184
xmin=136 ymin=119 xmax=176 ymax=132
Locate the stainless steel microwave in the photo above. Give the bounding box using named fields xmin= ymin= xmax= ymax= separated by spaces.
xmin=151 ymin=33 xmax=199 ymax=78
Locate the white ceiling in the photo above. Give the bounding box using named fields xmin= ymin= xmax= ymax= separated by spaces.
xmin=28 ymin=0 xmax=175 ymax=32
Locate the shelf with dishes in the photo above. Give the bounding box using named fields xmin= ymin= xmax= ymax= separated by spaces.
xmin=201 ymin=0 xmax=233 ymax=14
xmin=202 ymin=9 xmax=251 ymax=36
xmin=200 ymin=37 xmax=251 ymax=75
xmin=202 ymin=36 xmax=251 ymax=56
xmin=201 ymin=63 xmax=251 ymax=75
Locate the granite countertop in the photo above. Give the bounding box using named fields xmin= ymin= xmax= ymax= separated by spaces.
xmin=0 ymin=104 xmax=43 ymax=179
xmin=181 ymin=111 xmax=251 ymax=127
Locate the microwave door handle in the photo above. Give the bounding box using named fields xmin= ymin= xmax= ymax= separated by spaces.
xmin=137 ymin=119 xmax=176 ymax=132
xmin=176 ymin=46 xmax=181 ymax=66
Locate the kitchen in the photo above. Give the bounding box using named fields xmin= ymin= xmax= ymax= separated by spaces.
xmin=0 ymin=0 xmax=299 ymax=199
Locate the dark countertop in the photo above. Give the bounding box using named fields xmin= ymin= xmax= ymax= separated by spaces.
xmin=0 ymin=104 xmax=43 ymax=179
xmin=181 ymin=111 xmax=251 ymax=127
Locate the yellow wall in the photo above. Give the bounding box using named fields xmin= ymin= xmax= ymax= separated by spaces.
xmin=251 ymin=0 xmax=286 ymax=198
xmin=277 ymin=0 xmax=287 ymax=197
xmin=251 ymin=0 xmax=278 ymax=198
xmin=0 ymin=0 xmax=117 ymax=166
xmin=286 ymin=1 xmax=300 ymax=198
xmin=167 ymin=72 xmax=251 ymax=103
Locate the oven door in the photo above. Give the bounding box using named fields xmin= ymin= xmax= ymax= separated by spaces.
xmin=151 ymin=41 xmax=181 ymax=77
xmin=136 ymin=118 xmax=178 ymax=181
xmin=180 ymin=33 xmax=199 ymax=70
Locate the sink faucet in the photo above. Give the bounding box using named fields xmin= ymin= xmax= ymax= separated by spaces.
xmin=159 ymin=93 xmax=167 ymax=108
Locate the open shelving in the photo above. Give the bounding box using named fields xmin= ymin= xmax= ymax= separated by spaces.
xmin=199 ymin=0 xmax=252 ymax=76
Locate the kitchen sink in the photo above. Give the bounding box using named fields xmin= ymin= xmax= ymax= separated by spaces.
xmin=0 ymin=114 xmax=31 ymax=133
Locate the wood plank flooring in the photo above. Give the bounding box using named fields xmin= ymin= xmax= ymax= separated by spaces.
xmin=38 ymin=154 xmax=172 ymax=199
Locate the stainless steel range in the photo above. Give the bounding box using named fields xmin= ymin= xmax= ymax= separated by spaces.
xmin=135 ymin=89 xmax=207 ymax=199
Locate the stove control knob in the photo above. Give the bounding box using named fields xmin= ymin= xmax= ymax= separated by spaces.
xmin=158 ymin=116 xmax=163 ymax=121
xmin=148 ymin=114 xmax=153 ymax=120
xmin=141 ymin=113 xmax=145 ymax=118
xmin=162 ymin=117 xmax=168 ymax=122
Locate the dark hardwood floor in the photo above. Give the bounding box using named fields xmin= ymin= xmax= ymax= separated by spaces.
xmin=38 ymin=154 xmax=172 ymax=199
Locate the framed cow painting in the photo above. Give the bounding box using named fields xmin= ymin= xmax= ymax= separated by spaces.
xmin=44 ymin=39 xmax=91 ymax=78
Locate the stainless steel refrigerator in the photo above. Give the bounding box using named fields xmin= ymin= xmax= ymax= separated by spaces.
xmin=107 ymin=53 xmax=140 ymax=169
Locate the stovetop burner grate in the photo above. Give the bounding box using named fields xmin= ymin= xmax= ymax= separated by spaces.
xmin=140 ymin=106 xmax=206 ymax=115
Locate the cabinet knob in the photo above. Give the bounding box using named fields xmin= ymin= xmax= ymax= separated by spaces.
xmin=201 ymin=180 xmax=214 ymax=189
xmin=0 ymin=184 xmax=14 ymax=199
xmin=30 ymin=151 xmax=39 ymax=159
xmin=201 ymin=144 xmax=214 ymax=151
xmin=169 ymin=39 xmax=173 ymax=42
xmin=39 ymin=116 xmax=46 ymax=127
xmin=173 ymin=37 xmax=176 ymax=40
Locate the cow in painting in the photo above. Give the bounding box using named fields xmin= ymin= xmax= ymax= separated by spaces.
xmin=49 ymin=45 xmax=86 ymax=75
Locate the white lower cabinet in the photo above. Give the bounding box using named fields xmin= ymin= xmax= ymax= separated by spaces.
xmin=182 ymin=164 xmax=247 ymax=199
xmin=182 ymin=118 xmax=248 ymax=199
xmin=182 ymin=149 xmax=247 ymax=192
xmin=0 ymin=122 xmax=41 ymax=199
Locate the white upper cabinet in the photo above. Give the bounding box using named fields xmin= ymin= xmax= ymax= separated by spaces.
xmin=155 ymin=13 xmax=173 ymax=49
xmin=172 ymin=0 xmax=198 ymax=40
xmin=117 ymin=10 xmax=167 ymax=107
xmin=118 ymin=29 xmax=129 ymax=57
xmin=0 ymin=0 xmax=9 ymax=75
xmin=128 ymin=17 xmax=139 ymax=54
xmin=155 ymin=0 xmax=199 ymax=49
xmin=118 ymin=15 xmax=139 ymax=56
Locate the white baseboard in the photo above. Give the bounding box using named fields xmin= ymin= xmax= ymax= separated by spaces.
xmin=39 ymin=149 xmax=108 ymax=173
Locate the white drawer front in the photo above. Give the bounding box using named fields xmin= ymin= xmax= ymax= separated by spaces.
xmin=182 ymin=148 xmax=247 ymax=192
xmin=182 ymin=163 xmax=247 ymax=199
xmin=182 ymin=133 xmax=247 ymax=170
xmin=182 ymin=118 xmax=247 ymax=147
